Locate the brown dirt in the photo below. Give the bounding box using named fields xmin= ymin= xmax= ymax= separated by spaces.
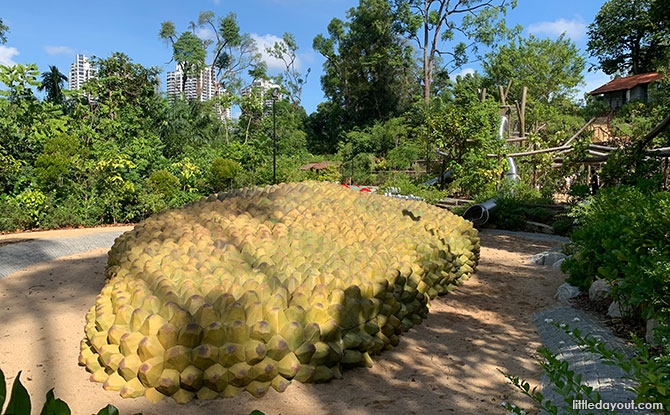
xmin=0 ymin=230 xmax=564 ymax=415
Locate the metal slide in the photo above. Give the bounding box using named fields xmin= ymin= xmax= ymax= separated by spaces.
xmin=462 ymin=115 xmax=518 ymax=225
xmin=422 ymin=170 xmax=454 ymax=186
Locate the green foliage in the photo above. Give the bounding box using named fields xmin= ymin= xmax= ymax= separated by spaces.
xmin=484 ymin=34 xmax=585 ymax=104
xmin=313 ymin=0 xmax=415 ymax=129
xmin=505 ymin=323 xmax=670 ymax=414
xmin=485 ymin=182 xmax=556 ymax=231
xmin=267 ymin=32 xmax=310 ymax=108
xmin=172 ymin=31 xmax=206 ymax=86
xmin=563 ymin=187 xmax=670 ymax=323
xmin=209 ymin=157 xmax=240 ymax=191
xmin=428 ymin=99 xmax=503 ymax=197
xmin=38 ymin=66 xmax=68 ymax=105
xmin=147 ymin=169 xmax=180 ymax=198
xmin=387 ymin=140 xmax=421 ymax=170
xmin=396 ymin=0 xmax=518 ymax=102
xmin=587 ymin=0 xmax=670 ymax=75
xmin=0 ymin=17 xmax=8 ymax=44
xmin=379 ymin=174 xmax=448 ymax=204
xmin=502 ymin=345 xmax=603 ymax=415
xmin=316 ymin=164 xmax=341 ymax=182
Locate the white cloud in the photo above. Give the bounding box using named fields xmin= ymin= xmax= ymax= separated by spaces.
xmin=212 ymin=0 xmax=221 ymax=4
xmin=196 ymin=27 xmax=215 ymax=41
xmin=528 ymin=18 xmax=587 ymax=41
xmin=250 ymin=33 xmax=303 ymax=71
xmin=581 ymin=70 xmax=611 ymax=95
xmin=44 ymin=45 xmax=74 ymax=56
xmin=0 ymin=46 xmax=19 ymax=66
xmin=450 ymin=67 xmax=475 ymax=81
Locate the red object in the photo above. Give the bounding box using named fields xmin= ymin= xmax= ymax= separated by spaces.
xmin=589 ymin=72 xmax=665 ymax=95
xmin=359 ymin=188 xmax=371 ymax=192
xmin=341 ymin=184 xmax=350 ymax=188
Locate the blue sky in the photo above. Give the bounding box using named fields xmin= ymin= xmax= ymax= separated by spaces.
xmin=1 ymin=0 xmax=611 ymax=114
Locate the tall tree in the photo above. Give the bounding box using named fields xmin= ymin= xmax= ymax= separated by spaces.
xmin=313 ymin=0 xmax=415 ymax=128
xmin=396 ymin=0 xmax=517 ymax=104
xmin=38 ymin=65 xmax=68 ymax=105
xmin=0 ymin=18 xmax=8 ymax=44
xmin=484 ymin=34 xmax=585 ymax=104
xmin=267 ymin=32 xmax=310 ymax=109
xmin=159 ymin=23 xmax=206 ymax=97
xmin=196 ymin=12 xmax=260 ymax=96
xmin=587 ymin=0 xmax=670 ymax=75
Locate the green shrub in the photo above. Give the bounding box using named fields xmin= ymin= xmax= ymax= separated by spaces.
xmin=562 ymin=187 xmax=670 ymax=321
xmin=551 ymin=217 xmax=574 ymax=236
xmin=490 ymin=196 xmax=527 ymax=231
xmin=41 ymin=194 xmax=92 ymax=229
xmin=0 ymin=190 xmax=48 ymax=230
xmin=316 ymin=164 xmax=341 ymax=182
xmin=147 ymin=169 xmax=180 ymax=198
xmin=387 ymin=140 xmax=421 ymax=170
xmin=209 ymin=157 xmax=240 ymax=192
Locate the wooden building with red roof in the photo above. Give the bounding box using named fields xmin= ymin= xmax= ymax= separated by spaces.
xmin=588 ymin=72 xmax=666 ymax=109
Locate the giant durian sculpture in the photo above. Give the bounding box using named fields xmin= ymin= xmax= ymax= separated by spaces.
xmin=79 ymin=181 xmax=479 ymax=403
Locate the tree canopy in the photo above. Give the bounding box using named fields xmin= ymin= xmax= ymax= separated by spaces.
xmin=0 ymin=18 xmax=8 ymax=44
xmin=587 ymin=0 xmax=670 ymax=75
xmin=313 ymin=0 xmax=415 ymax=128
xmin=484 ymin=34 xmax=585 ymax=104
xmin=38 ymin=66 xmax=68 ymax=105
xmin=396 ymin=0 xmax=518 ymax=103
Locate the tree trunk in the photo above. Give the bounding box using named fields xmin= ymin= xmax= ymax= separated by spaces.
xmin=422 ymin=0 xmax=431 ymax=104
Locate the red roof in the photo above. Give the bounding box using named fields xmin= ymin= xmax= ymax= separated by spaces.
xmin=589 ymin=72 xmax=666 ymax=95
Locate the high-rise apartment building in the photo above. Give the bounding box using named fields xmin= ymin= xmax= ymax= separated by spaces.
xmin=240 ymin=79 xmax=283 ymax=109
xmin=68 ymin=54 xmax=98 ymax=90
xmin=165 ymin=65 xmax=231 ymax=120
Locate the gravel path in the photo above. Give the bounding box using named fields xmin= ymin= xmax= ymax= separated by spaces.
xmin=534 ymin=306 xmax=645 ymax=414
xmin=0 ymin=230 xmax=127 ymax=279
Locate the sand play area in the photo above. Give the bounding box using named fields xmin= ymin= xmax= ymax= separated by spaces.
xmin=0 ymin=227 xmax=564 ymax=414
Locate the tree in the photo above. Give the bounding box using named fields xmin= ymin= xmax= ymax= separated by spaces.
xmin=38 ymin=66 xmax=68 ymax=105
xmin=313 ymin=0 xmax=415 ymax=128
xmin=587 ymin=0 xmax=670 ymax=75
xmin=396 ymin=0 xmax=517 ymax=104
xmin=429 ymin=99 xmax=504 ymax=196
xmin=484 ymin=34 xmax=585 ymax=104
xmin=0 ymin=18 xmax=8 ymax=44
xmin=159 ymin=24 xmax=206 ymax=97
xmin=196 ymin=11 xmax=260 ymax=95
xmin=267 ymin=32 xmax=310 ymax=109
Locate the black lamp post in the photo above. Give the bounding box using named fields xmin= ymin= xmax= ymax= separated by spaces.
xmin=271 ymin=87 xmax=279 ymax=185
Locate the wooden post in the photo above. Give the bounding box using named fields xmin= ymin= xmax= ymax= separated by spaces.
xmin=664 ymin=157 xmax=669 ymax=190
xmin=498 ymin=85 xmax=505 ymax=105
xmin=478 ymin=88 xmax=487 ymax=102
xmin=520 ymin=87 xmax=527 ymax=138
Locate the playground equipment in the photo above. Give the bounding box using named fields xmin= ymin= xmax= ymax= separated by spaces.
xmin=462 ymin=115 xmax=518 ymax=225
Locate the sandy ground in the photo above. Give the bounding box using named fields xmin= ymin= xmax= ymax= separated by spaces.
xmin=0 ymin=225 xmax=134 ymax=246
xmin=0 ymin=231 xmax=564 ymax=415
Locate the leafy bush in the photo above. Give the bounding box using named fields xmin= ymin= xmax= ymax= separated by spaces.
xmin=428 ymin=100 xmax=504 ymax=198
xmin=484 ymin=181 xmax=558 ymax=231
xmin=147 ymin=169 xmax=180 ymax=198
xmin=562 ymin=187 xmax=670 ymax=322
xmin=209 ymin=157 xmax=240 ymax=192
